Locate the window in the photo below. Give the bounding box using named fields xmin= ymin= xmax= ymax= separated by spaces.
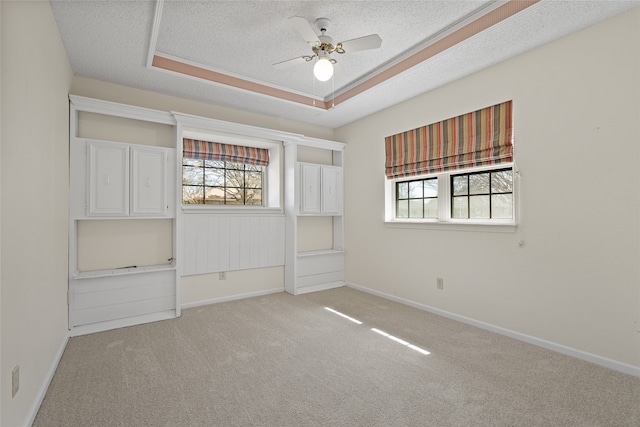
xmin=180 ymin=136 xmax=282 ymax=211
xmin=387 ymin=165 xmax=516 ymax=227
xmin=384 ymin=101 xmax=515 ymax=230
xmin=182 ymin=159 xmax=264 ymax=205
xmin=451 ymin=168 xmax=513 ymax=219
xmin=396 ymin=178 xmax=438 ymax=219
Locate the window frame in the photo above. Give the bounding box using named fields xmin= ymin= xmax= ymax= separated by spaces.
xmin=180 ymin=129 xmax=283 ymax=215
xmin=395 ymin=177 xmax=439 ymax=220
xmin=384 ymin=163 xmax=518 ymax=233
xmin=182 ymin=158 xmax=266 ymax=206
xmin=450 ymin=167 xmax=514 ymax=220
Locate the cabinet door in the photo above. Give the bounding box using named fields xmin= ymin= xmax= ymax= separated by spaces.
xmin=321 ymin=166 xmax=342 ymax=214
xmin=87 ymin=142 xmax=129 ymax=216
xmin=131 ymin=147 xmax=167 ymax=216
xmin=300 ymin=164 xmax=321 ymax=214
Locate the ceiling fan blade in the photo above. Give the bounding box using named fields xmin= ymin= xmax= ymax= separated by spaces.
xmin=273 ymin=55 xmax=310 ymax=69
xmin=339 ymin=34 xmax=382 ymax=53
xmin=289 ymin=16 xmax=320 ymax=44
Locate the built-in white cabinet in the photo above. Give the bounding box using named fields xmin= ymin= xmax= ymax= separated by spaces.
xmin=131 ymin=146 xmax=168 ymax=216
xmin=299 ymin=163 xmax=342 ymax=215
xmin=70 ymin=137 xmax=177 ymax=335
xmin=300 ymin=163 xmax=321 ymax=214
xmin=87 ymin=141 xmax=169 ymax=217
xmin=87 ymin=142 xmax=130 ymax=215
xmin=321 ymin=165 xmax=341 ymax=215
xmin=284 ymin=140 xmax=345 ymax=296
xmin=69 ymin=96 xmax=179 ymax=336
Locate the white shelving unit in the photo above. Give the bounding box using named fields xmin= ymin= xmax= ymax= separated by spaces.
xmin=68 ymin=96 xmax=178 ymax=336
xmin=284 ymin=139 xmax=345 ymax=295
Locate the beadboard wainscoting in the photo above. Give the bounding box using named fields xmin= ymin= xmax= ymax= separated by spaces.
xmin=181 ymin=214 xmax=285 ymax=276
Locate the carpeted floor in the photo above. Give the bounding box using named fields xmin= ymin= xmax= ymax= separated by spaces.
xmin=34 ymin=287 xmax=639 ymax=426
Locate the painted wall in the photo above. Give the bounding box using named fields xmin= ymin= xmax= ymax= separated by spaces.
xmin=0 ymin=1 xmax=73 ymax=426
xmin=78 ymin=111 xmax=175 ymax=148
xmin=181 ymin=267 xmax=284 ymax=307
xmin=336 ymin=8 xmax=640 ymax=369
xmin=76 ymin=219 xmax=173 ymax=271
xmin=71 ymin=77 xmax=335 ymax=141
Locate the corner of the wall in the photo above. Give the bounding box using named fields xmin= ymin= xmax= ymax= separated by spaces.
xmin=23 ymin=332 xmax=70 ymax=427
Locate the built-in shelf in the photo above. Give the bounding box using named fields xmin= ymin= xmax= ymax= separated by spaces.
xmin=73 ymin=263 xmax=175 ymax=279
xmin=284 ymin=140 xmax=345 ymax=295
xmin=68 ymin=96 xmax=180 ymax=335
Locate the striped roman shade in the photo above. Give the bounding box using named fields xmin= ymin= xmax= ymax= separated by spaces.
xmin=384 ymin=101 xmax=513 ymax=179
xmin=183 ymin=139 xmax=269 ymax=166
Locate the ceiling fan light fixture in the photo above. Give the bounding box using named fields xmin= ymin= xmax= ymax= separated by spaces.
xmin=313 ymin=56 xmax=333 ymax=81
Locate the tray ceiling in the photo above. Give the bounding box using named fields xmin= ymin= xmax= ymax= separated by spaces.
xmin=50 ymin=0 xmax=639 ymax=128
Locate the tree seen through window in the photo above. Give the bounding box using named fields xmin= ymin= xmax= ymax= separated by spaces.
xmin=182 ymin=158 xmax=263 ymax=205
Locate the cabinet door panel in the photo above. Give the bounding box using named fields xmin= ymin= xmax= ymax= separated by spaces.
xmin=88 ymin=142 xmax=129 ymax=216
xmin=131 ymin=147 xmax=167 ymax=216
xmin=322 ymin=166 xmax=341 ymax=214
xmin=300 ymin=164 xmax=321 ymax=214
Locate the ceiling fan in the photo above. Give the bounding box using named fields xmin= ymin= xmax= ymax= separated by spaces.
xmin=273 ymin=16 xmax=382 ymax=82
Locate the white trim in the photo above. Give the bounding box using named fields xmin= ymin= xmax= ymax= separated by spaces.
xmin=24 ymin=332 xmax=69 ymax=427
xmin=346 ymin=282 xmax=640 ymax=378
xmin=384 ymin=220 xmax=517 ymax=233
xmin=181 ymin=206 xmax=284 ymax=215
xmin=288 ymin=136 xmax=345 ymax=152
xmin=293 ymin=282 xmax=345 ymax=295
xmin=174 ymin=111 xmax=301 ymax=143
xmin=385 ymin=163 xmax=517 ymax=230
xmin=173 ymin=111 xmax=344 ymax=149
xmin=72 ymin=263 xmax=175 ymax=279
xmin=181 ymin=287 xmax=284 ymax=309
xmin=69 ymin=95 xmax=174 ymax=125
xmin=69 ymin=310 xmax=176 ymax=337
xmin=146 ymin=0 xmax=164 ymax=68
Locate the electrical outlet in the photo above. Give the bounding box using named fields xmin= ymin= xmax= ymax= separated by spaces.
xmin=437 ymin=278 xmax=444 ymax=290
xmin=219 ymin=271 xmax=226 ymax=280
xmin=12 ymin=365 xmax=19 ymax=397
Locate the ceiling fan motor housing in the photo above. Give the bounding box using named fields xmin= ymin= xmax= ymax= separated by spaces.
xmin=314 ymin=17 xmax=331 ymax=34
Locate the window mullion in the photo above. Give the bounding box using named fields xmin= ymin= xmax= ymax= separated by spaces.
xmin=466 ymin=175 xmax=471 ymax=219
xmin=489 ymin=171 xmax=493 ymax=219
xmin=201 ymin=163 xmax=206 ymax=204
xmin=438 ymin=173 xmax=450 ymax=221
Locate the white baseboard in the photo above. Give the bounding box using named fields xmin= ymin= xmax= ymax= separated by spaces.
xmin=69 ymin=310 xmax=177 ymax=337
xmin=292 ymin=281 xmax=344 ymax=296
xmin=25 ymin=332 xmax=69 ymax=427
xmin=181 ymin=287 xmax=284 ymax=309
xmin=346 ymin=282 xmax=640 ymax=378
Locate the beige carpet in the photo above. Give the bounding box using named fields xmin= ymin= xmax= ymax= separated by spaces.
xmin=34 ymin=287 xmax=639 ymax=426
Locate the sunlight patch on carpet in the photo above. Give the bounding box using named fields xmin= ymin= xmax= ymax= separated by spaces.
xmin=371 ymin=328 xmax=431 ymax=355
xmin=324 ymin=307 xmax=363 ymax=324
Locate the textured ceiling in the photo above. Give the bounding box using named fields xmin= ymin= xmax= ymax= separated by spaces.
xmin=50 ymin=0 xmax=639 ymax=129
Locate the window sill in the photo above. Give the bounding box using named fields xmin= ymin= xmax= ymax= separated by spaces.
xmin=181 ymin=205 xmax=284 ymax=216
xmin=384 ymin=220 xmax=516 ymax=233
